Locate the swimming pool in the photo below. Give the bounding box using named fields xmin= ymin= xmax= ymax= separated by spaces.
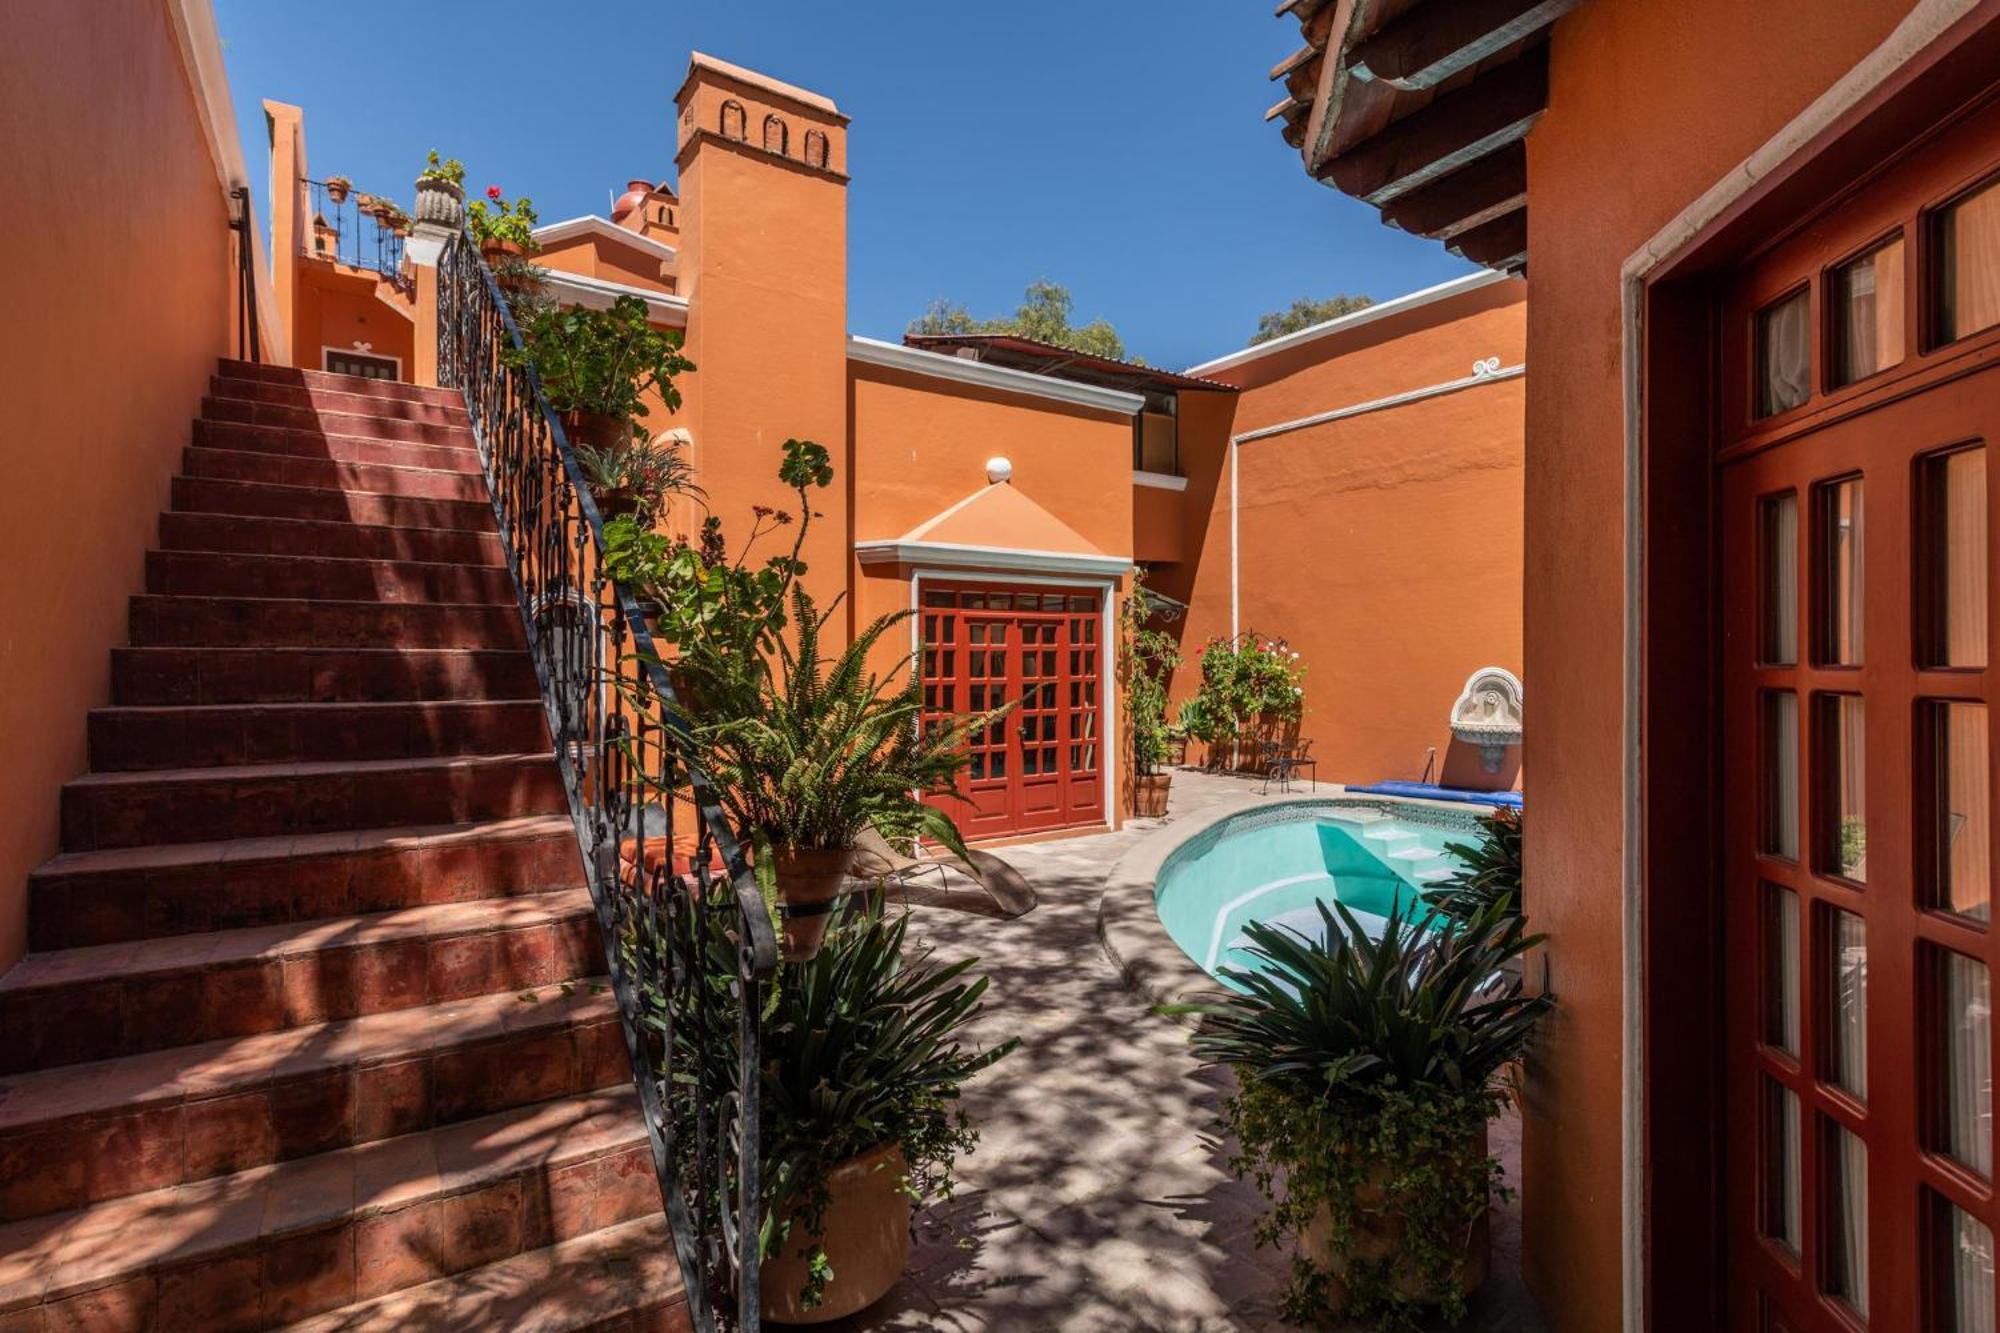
xmin=1153 ymin=800 xmax=1491 ymax=986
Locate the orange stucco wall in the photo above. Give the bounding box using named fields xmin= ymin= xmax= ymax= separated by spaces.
xmin=295 ymin=268 xmax=415 ymax=376
xmin=0 ymin=0 xmax=238 ymax=967
xmin=845 ymin=362 xmax=1136 ymax=666
xmin=673 ymin=61 xmax=850 ymax=633
xmin=1168 ymin=285 xmax=1527 ymax=791
xmin=1519 ymin=2 xmax=1910 ymax=1324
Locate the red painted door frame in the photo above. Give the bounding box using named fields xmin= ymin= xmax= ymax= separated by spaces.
xmin=1636 ymin=22 xmax=2000 ymax=1328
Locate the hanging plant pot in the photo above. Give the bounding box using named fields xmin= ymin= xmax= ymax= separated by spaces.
xmin=1133 ymin=772 xmax=1171 ymax=818
xmin=325 ymin=179 xmax=351 ymax=205
xmin=561 ymin=409 xmax=630 ymax=452
xmin=589 ymin=486 xmax=641 ymax=521
xmin=762 ymin=1142 xmax=912 ymax=1324
xmin=1297 ymin=1124 xmax=1491 ymax=1317
xmin=770 ymin=844 xmax=857 ymax=960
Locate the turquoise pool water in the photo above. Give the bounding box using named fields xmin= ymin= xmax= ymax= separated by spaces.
xmin=1155 ymin=802 xmax=1483 ymax=986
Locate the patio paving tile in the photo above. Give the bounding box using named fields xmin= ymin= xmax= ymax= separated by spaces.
xmin=839 ymin=770 xmax=1548 ymax=1332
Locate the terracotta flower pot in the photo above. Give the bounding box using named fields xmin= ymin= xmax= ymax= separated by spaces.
xmin=589 ymin=486 xmax=641 ymax=521
xmin=325 ymin=180 xmax=350 ymax=205
xmin=1297 ymin=1125 xmax=1491 ymax=1316
xmin=480 ymin=236 xmax=524 ymax=269
xmin=562 ymin=409 xmax=631 ymax=452
xmin=762 ymin=1142 xmax=912 ymax=1324
xmin=1133 ymin=772 xmax=1171 ymax=818
xmin=770 ymin=844 xmax=857 ymax=960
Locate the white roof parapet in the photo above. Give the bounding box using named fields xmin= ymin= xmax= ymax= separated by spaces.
xmin=846 ymin=336 xmax=1145 ymax=415
xmin=537 ymin=269 xmax=687 ymax=327
xmin=1184 ymin=271 xmax=1515 ymax=378
xmin=531 ymin=214 xmax=678 ymax=263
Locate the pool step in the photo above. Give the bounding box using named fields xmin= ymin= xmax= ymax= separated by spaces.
xmin=1361 ymin=825 xmax=1421 ymax=849
xmin=1413 ymin=866 xmax=1457 ymax=885
xmin=1385 ymin=845 xmax=1446 ymax=865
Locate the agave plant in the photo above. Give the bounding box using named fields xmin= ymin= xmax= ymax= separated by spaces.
xmin=680 ymin=583 xmax=1008 ymax=860
xmin=1422 ymin=806 xmax=1524 ymax=924
xmin=1182 ymin=896 xmax=1551 ymax=1329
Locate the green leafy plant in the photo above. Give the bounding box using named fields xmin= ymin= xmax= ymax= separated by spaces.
xmin=641 ymin=891 xmax=1013 ymax=1312
xmin=573 ymin=435 xmax=703 ymax=525
xmin=1122 ymin=576 xmax=1181 ymax=777
xmin=683 ymin=582 xmax=1003 ymax=861
xmin=417 ymin=150 xmax=464 ymax=187
xmin=508 ymin=296 xmax=694 ymax=439
xmin=1423 ymin=807 xmax=1524 ymax=924
xmin=1182 ymin=897 xmax=1552 ymax=1330
xmin=468 ymin=186 xmax=540 ymax=252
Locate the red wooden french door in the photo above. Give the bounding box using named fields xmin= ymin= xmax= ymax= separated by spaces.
xmin=1718 ymin=111 xmax=2000 ymax=1330
xmin=917 ymin=582 xmax=1104 ymax=839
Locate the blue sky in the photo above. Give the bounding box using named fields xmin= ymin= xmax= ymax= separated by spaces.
xmin=214 ymin=0 xmax=1473 ymax=370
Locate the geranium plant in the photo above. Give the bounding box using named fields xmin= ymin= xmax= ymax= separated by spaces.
xmin=468 ymin=186 xmax=540 ymax=253
xmin=1177 ymin=633 xmax=1305 ymax=769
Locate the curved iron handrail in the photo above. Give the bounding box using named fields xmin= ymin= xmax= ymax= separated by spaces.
xmin=436 ymin=233 xmax=775 ymax=1331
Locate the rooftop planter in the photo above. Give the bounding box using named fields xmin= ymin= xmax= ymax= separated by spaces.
xmin=414 ymin=150 xmax=466 ymax=231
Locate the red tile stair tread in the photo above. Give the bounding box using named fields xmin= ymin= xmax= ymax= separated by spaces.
xmin=271 ymin=1214 xmax=684 ymax=1333
xmin=0 ymin=1089 xmax=647 ymax=1310
xmin=0 ymin=889 xmax=593 ymax=996
xmin=0 ymin=986 xmax=619 ymax=1132
xmin=62 ymin=751 xmax=559 ymax=792
xmin=29 ymin=815 xmax=577 ymax=881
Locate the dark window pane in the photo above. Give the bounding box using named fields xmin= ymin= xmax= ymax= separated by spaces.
xmin=1937 ymin=176 xmax=2000 ymax=343
xmin=1830 ymin=236 xmax=1905 ymax=385
xmin=1919 ymin=448 xmax=1987 ymax=669
xmin=1757 ymin=288 xmax=1812 ymax=417
xmin=1817 ymin=477 xmax=1864 ymax=666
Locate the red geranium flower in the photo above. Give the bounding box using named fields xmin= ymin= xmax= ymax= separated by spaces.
xmin=485 ymin=185 xmax=503 ymax=201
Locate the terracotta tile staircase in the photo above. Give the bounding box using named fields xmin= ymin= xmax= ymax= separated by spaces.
xmin=0 ymin=364 xmax=690 ymax=1331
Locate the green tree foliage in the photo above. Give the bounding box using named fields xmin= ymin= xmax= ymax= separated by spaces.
xmin=1249 ymin=293 xmax=1375 ymax=345
xmin=909 ymin=280 xmax=1137 ymax=362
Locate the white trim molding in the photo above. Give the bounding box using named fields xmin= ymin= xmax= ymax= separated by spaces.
xmin=165 ymin=0 xmax=285 ymax=363
xmin=1612 ymin=4 xmax=1985 ymax=1329
xmin=847 ymin=336 xmax=1145 ymax=415
xmin=1132 ymin=470 xmax=1188 ymax=491
xmin=537 ymin=268 xmax=688 ymax=326
xmin=1226 ymin=361 xmax=1526 ymax=637
xmin=532 ymin=214 xmax=678 ymax=263
xmin=856 ymin=539 xmax=1133 ymax=578
xmin=1184 ymin=271 xmax=1513 ymax=378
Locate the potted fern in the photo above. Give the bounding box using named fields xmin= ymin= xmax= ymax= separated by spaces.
xmin=1182 ymin=897 xmax=1551 ymax=1330
xmin=608 ymin=439 xmax=1005 ymax=958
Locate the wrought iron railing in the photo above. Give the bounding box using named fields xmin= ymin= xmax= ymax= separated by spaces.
xmin=436 ymin=232 xmax=777 ymax=1330
xmin=228 ymin=185 xmax=261 ymax=364
xmin=300 ymin=178 xmax=410 ymax=286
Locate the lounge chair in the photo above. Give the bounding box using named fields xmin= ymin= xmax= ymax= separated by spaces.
xmin=848 ymin=825 xmax=1037 ymax=919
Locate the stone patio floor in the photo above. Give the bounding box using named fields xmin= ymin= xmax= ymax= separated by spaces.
xmin=826 ymin=769 xmax=1549 ymax=1333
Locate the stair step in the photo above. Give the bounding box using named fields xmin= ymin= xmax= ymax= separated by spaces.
xmin=202 ymin=396 xmax=478 ymax=448
xmin=1414 ymin=866 xmax=1457 ymax=884
xmin=0 ymin=1090 xmax=656 ymax=1328
xmin=277 ymin=1214 xmax=686 ymax=1333
xmin=60 ymin=753 xmax=565 ymax=851
xmin=128 ymin=595 xmax=526 ymax=651
xmin=194 ymin=420 xmax=482 ymax=475
xmin=210 ymin=376 xmax=473 ymax=428
xmin=1362 ymin=826 xmax=1419 ymax=844
xmin=216 ymin=360 xmax=467 ymax=408
xmin=29 ymin=816 xmax=583 ymax=950
xmin=0 ymin=989 xmax=628 ymax=1222
xmin=112 ymin=646 xmax=539 ymax=707
xmin=160 ymin=511 xmax=506 ymax=565
xmin=1385 ymin=845 xmax=1444 ymax=863
xmin=0 ymin=891 xmax=598 ymax=1074
xmin=183 ymin=446 xmax=490 ymax=501
xmin=146 ymin=550 xmax=515 ymax=604
xmin=88 ymin=699 xmax=549 ymax=772
xmin=172 ymin=475 xmax=499 ymax=532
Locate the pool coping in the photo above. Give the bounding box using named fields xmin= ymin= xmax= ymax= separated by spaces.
xmin=1095 ymin=786 xmax=1506 ymax=1023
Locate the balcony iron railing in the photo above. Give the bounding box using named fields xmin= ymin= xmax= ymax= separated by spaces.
xmin=301 ymin=178 xmax=410 ymax=286
xmin=436 ymin=233 xmax=777 ymax=1331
